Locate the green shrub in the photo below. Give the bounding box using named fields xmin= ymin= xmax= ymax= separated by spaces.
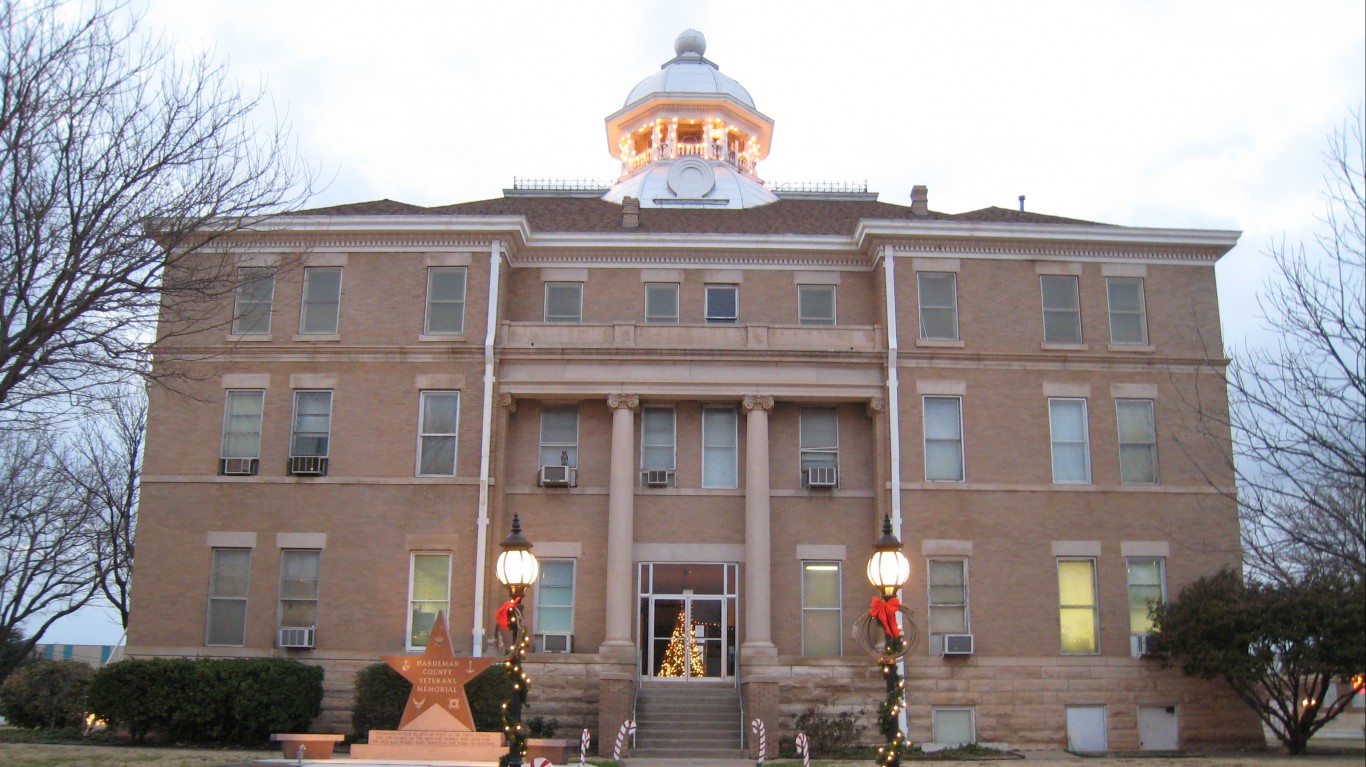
xmin=527 ymin=715 xmax=559 ymax=738
xmin=350 ymin=663 xmax=410 ymax=741
xmin=87 ymin=657 xmax=322 ymax=744
xmin=793 ymin=704 xmax=867 ymax=757
xmin=0 ymin=660 xmax=93 ymax=729
xmin=465 ymin=663 xmax=514 ymax=733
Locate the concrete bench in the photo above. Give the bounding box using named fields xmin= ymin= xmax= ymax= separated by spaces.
xmin=270 ymin=733 xmax=345 ymax=759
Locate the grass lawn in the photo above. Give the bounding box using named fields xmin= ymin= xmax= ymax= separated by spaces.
xmin=0 ymin=742 xmax=275 ymax=767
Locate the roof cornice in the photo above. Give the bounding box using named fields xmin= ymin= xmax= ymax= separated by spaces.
xmin=857 ymin=219 xmax=1240 ymax=262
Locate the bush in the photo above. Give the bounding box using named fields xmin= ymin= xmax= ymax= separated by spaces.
xmin=86 ymin=657 xmax=322 ymax=744
xmin=793 ymin=704 xmax=866 ymax=757
xmin=0 ymin=660 xmax=93 ymax=729
xmin=350 ymin=661 xmax=515 ymax=740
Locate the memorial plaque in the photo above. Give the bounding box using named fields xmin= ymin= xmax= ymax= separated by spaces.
xmin=381 ymin=611 xmax=498 ymax=732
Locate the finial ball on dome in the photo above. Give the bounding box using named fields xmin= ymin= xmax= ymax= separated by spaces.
xmin=675 ymin=29 xmax=706 ymax=57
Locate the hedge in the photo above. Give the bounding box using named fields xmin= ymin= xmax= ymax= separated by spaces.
xmin=0 ymin=659 xmax=93 ymax=729
xmin=86 ymin=657 xmax=323 ymax=744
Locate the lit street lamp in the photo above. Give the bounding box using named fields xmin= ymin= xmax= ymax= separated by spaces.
xmin=496 ymin=513 xmax=540 ymax=767
xmin=860 ymin=514 xmax=915 ymax=767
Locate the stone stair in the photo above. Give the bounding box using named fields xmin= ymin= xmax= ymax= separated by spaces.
xmin=632 ymin=684 xmax=745 ymax=759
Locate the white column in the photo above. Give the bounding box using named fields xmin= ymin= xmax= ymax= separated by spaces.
xmin=742 ymin=394 xmax=777 ymax=656
xmin=601 ymin=394 xmax=639 ymax=654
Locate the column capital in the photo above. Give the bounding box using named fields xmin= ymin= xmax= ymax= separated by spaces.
xmin=742 ymin=394 xmax=774 ymax=413
xmin=496 ymin=393 xmax=517 ymax=413
xmin=607 ymin=393 xmax=639 ymax=411
xmin=866 ymin=397 xmax=886 ymax=417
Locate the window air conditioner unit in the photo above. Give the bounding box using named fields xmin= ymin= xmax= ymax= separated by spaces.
xmin=289 ymin=455 xmax=328 ymax=476
xmin=221 ymin=457 xmax=259 ymax=476
xmin=1133 ymin=632 xmax=1156 ymax=658
xmin=942 ymin=633 xmax=975 ymax=656
xmin=278 ymin=626 xmax=315 ymax=649
xmin=539 ymin=465 xmax=575 ymax=487
xmin=643 ymin=469 xmax=672 ymax=487
xmin=536 ymin=633 xmax=573 ymax=653
xmin=806 ymin=466 xmax=838 ymax=487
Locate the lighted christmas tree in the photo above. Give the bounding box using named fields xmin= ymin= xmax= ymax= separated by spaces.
xmin=658 ymin=608 xmax=704 ymax=677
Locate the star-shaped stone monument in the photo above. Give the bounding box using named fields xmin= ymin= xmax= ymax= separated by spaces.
xmin=382 ymin=611 xmax=498 ymax=731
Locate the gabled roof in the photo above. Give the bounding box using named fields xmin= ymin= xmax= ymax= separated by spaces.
xmin=948 ymin=206 xmax=1105 ymax=226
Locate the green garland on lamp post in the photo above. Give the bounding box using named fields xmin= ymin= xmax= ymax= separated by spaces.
xmin=495 ymin=514 xmax=540 ymax=767
xmin=858 ymin=514 xmax=916 ymax=767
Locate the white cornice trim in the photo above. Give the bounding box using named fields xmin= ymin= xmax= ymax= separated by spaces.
xmin=856 ymin=219 xmax=1240 ymax=261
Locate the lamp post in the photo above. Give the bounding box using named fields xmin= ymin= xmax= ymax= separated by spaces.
xmin=496 ymin=513 xmax=540 ymax=767
xmin=864 ymin=514 xmax=912 ymax=767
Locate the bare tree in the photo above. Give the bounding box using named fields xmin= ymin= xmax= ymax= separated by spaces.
xmin=0 ymin=0 xmax=310 ymax=424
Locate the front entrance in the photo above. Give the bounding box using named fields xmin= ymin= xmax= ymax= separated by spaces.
xmin=638 ymin=563 xmax=737 ymax=681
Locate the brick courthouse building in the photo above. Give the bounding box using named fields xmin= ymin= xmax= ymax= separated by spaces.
xmin=126 ymin=30 xmax=1262 ymax=754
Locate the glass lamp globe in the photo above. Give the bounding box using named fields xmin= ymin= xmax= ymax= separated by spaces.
xmin=866 ymin=514 xmax=910 ymax=597
xmin=496 ymin=513 xmax=539 ymax=596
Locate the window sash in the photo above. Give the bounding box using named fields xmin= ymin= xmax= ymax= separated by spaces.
xmin=927 ymin=560 xmax=968 ymax=635
xmin=799 ymin=408 xmax=838 ymax=470
xmin=801 ymin=562 xmax=842 ymax=656
xmin=544 ymin=282 xmax=583 ymax=323
xmin=1126 ymin=557 xmax=1165 ymax=634
xmin=1058 ymin=559 xmax=1098 ymax=654
xmin=539 ymin=406 xmax=579 ymax=467
xmin=409 ymin=553 xmax=451 ymax=648
xmin=207 ymin=548 xmax=250 ymax=646
xmin=299 ymin=267 xmax=342 ymax=334
xmin=418 ymin=391 xmax=460 ymax=476
xmin=1116 ymin=399 xmax=1158 ymax=484
xmin=425 ymin=267 xmax=468 ymax=334
xmin=705 ymin=285 xmax=738 ymax=324
xmin=222 ymin=390 xmax=264 ymax=459
xmin=1106 ymin=277 xmax=1148 ymax=344
xmin=1041 ymin=275 xmax=1082 ymax=343
xmin=279 ymin=550 xmax=320 ymax=629
xmin=290 ymin=391 xmax=333 ymax=458
xmin=640 ymin=406 xmax=676 ymax=471
xmin=1049 ymin=398 xmax=1091 ymax=484
xmin=797 ymin=285 xmax=836 ymax=326
xmin=645 ymin=283 xmax=679 ymax=324
xmin=535 ymin=560 xmax=575 ymax=634
xmin=918 ymin=273 xmax=959 ymax=340
xmin=932 ymin=708 xmax=976 ymax=747
xmin=923 ymin=396 xmax=964 ymax=481
xmin=701 ymin=407 xmax=738 ymax=488
xmin=232 ymin=267 xmax=275 ymax=335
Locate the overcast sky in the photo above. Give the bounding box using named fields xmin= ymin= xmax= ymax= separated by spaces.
xmin=42 ymin=0 xmax=1365 ymax=644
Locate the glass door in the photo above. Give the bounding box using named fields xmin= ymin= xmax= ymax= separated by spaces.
xmin=638 ymin=563 xmax=737 ymax=682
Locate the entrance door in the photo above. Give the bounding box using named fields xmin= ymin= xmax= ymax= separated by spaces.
xmin=638 ymin=563 xmax=737 ymax=681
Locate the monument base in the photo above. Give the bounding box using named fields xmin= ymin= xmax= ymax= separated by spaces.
xmin=350 ymin=730 xmax=505 ymax=761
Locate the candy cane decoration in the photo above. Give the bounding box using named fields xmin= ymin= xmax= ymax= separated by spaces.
xmin=796 ymin=731 xmax=811 ymax=767
xmin=613 ymin=719 xmax=636 ymax=760
xmin=580 ymin=728 xmax=590 ymax=766
xmin=750 ymin=718 xmax=766 ymax=765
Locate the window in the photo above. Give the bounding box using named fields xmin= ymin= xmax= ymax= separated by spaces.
xmin=539 ymin=406 xmax=579 ymax=468
xmin=797 ymin=284 xmax=836 ymax=326
xmin=1106 ymin=277 xmax=1148 ymax=345
xmin=408 ymin=553 xmax=450 ymax=648
xmin=640 ymin=406 xmax=676 ymax=472
xmin=299 ymin=266 xmax=342 ymax=334
xmin=932 ymin=708 xmax=976 ymax=746
xmin=1126 ymin=557 xmax=1165 ymax=635
xmin=534 ymin=560 xmax=575 ymax=636
xmin=425 ymin=267 xmax=468 ymax=334
xmin=917 ymin=272 xmax=959 ymax=340
xmin=1058 ymin=559 xmax=1099 ymax=654
xmin=923 ymin=396 xmax=964 ymax=481
xmin=701 ymin=406 xmax=738 ymax=488
xmin=799 ymin=407 xmax=838 ymax=485
xmin=279 ymin=549 xmax=320 ymax=630
xmin=206 ymin=548 xmax=250 ymax=646
xmin=417 ymin=391 xmax=460 ymax=476
xmin=801 ymin=561 xmax=842 ymax=655
xmin=1040 ymin=274 xmax=1082 ymax=343
xmin=705 ymin=284 xmax=738 ymax=324
xmin=645 ymin=283 xmax=679 ymax=323
xmin=1049 ymin=398 xmax=1091 ymax=484
xmin=221 ymin=390 xmax=264 ymax=460
xmin=927 ymin=559 xmax=968 ymax=654
xmin=232 ymin=267 xmax=275 ymax=335
xmin=290 ymin=391 xmax=332 ymax=458
xmin=544 ymin=282 xmax=583 ymax=323
xmin=1116 ymin=399 xmax=1158 ymax=484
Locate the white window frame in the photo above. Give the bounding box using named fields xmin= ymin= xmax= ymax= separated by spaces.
xmin=640 ymin=406 xmax=676 ymax=472
xmin=701 ymin=405 xmax=738 ymax=488
xmin=416 ymin=391 xmax=460 ymax=477
xmin=221 ymin=390 xmax=264 ymax=460
xmin=799 ymin=407 xmax=839 ymax=486
xmin=298 ymin=266 xmax=342 ymax=335
xmin=917 ymin=272 xmax=959 ymax=341
xmin=927 ymin=559 xmax=969 ymax=654
xmin=1048 ymin=397 xmax=1091 ymax=484
xmin=801 ymin=561 xmax=843 ymax=656
xmin=206 ymin=547 xmax=251 ymax=646
xmin=290 ymin=390 xmax=333 ymax=458
xmin=1058 ymin=558 xmax=1100 ymax=655
xmin=1106 ymin=276 xmax=1148 ymax=345
xmin=932 ymin=707 xmax=977 ymax=747
xmin=705 ymin=284 xmax=739 ymax=324
xmin=425 ymin=266 xmax=468 ymax=335
xmin=797 ymin=284 xmax=836 ymax=326
xmin=408 ymin=552 xmax=451 ymax=650
xmin=1126 ymin=557 xmax=1166 ymax=636
xmin=922 ymin=395 xmax=965 ymax=482
xmin=278 ymin=549 xmax=321 ymax=631
xmin=1116 ymin=399 xmax=1158 ymax=484
xmin=645 ymin=282 xmax=680 ymax=324
xmin=539 ymin=405 xmax=579 ymax=468
xmin=1040 ymin=274 xmax=1083 ymax=344
xmin=232 ymin=267 xmax=275 ymax=335
xmin=533 ymin=559 xmax=576 ymax=637
xmin=544 ymin=282 xmax=583 ymax=323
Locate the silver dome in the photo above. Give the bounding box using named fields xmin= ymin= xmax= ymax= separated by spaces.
xmin=623 ymin=32 xmax=755 ymax=109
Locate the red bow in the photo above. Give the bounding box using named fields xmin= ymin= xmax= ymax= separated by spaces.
xmin=869 ymin=596 xmax=902 ymax=638
xmin=496 ymin=596 xmax=522 ymax=631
